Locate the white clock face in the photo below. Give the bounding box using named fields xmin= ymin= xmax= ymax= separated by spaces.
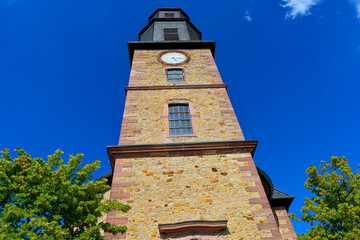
xmin=160 ymin=52 xmax=187 ymax=65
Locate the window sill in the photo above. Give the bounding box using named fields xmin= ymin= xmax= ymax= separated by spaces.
xmin=167 ymin=134 xmax=197 ymax=138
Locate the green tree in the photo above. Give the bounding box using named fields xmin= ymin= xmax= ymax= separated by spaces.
xmin=295 ymin=156 xmax=360 ymax=239
xmin=0 ymin=148 xmax=130 ymax=240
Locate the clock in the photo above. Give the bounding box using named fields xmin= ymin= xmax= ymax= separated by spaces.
xmin=158 ymin=51 xmax=190 ymax=65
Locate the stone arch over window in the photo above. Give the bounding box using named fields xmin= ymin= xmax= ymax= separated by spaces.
xmin=158 ymin=220 xmax=227 ymax=240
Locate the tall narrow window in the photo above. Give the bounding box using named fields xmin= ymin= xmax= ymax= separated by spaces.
xmin=168 ymin=104 xmax=193 ymax=135
xmin=167 ymin=69 xmax=184 ymax=82
xmin=164 ymin=13 xmax=175 ymax=18
xmin=164 ymin=28 xmax=179 ymax=41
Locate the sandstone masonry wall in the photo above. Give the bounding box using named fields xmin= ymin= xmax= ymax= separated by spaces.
xmin=110 ymin=152 xmax=281 ymax=239
xmin=129 ymin=49 xmax=222 ymax=86
xmin=119 ymin=88 xmax=244 ymax=144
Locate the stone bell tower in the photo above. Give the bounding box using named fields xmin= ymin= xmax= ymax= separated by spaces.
xmin=100 ymin=7 xmax=297 ymax=240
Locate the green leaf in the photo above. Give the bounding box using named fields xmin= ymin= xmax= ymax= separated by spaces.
xmin=294 ymin=156 xmax=360 ymax=240
xmin=0 ymin=148 xmax=130 ymax=239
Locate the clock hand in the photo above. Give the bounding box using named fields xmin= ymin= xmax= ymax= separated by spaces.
xmin=172 ymin=56 xmax=177 ymax=61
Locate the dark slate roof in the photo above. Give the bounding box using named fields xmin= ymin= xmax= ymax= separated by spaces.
xmin=95 ymin=171 xmax=113 ymax=188
xmin=95 ymin=171 xmax=112 ymax=182
xmin=273 ymin=189 xmax=294 ymax=199
xmin=257 ymin=167 xmax=295 ymax=211
xmin=270 ymin=189 xmax=295 ymax=211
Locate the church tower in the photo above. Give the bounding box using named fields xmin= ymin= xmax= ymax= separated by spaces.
xmin=100 ymin=8 xmax=297 ymax=240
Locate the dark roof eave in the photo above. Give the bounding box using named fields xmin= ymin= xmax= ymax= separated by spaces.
xmin=270 ymin=196 xmax=295 ymax=212
xmin=127 ymin=41 xmax=216 ymax=67
xmin=107 ymin=140 xmax=257 ymax=169
xmin=257 ymin=167 xmax=274 ymax=199
xmin=95 ymin=171 xmax=112 ymax=182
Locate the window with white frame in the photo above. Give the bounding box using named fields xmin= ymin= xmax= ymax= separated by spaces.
xmin=167 ymin=69 xmax=184 ymax=82
xmin=168 ymin=104 xmax=193 ymax=135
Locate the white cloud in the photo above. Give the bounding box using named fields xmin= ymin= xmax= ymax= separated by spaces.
xmin=281 ymin=0 xmax=322 ymax=19
xmin=349 ymin=0 xmax=360 ymax=18
xmin=244 ymin=11 xmax=253 ymax=22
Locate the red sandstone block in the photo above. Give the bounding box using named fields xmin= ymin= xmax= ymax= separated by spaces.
xmin=252 ymin=209 xmax=273 ymax=217
xmin=238 ymin=166 xmax=252 ymax=171
xmin=124 ymin=97 xmax=139 ymax=101
xmin=262 ymin=202 xmax=271 ymax=209
xmin=121 ymin=126 xmax=136 ymax=130
xmin=121 ymin=119 xmax=138 ymax=123
xmin=115 ymin=182 xmax=131 ymax=187
xmin=249 ymin=198 xmax=271 ymax=208
xmin=278 ymin=215 xmax=291 ymax=220
xmin=241 ymin=175 xmax=261 ymax=181
xmin=113 ymin=167 xmax=122 ymax=174
xmin=245 ymin=167 xmax=259 ymax=175
xmin=249 ymin=198 xmax=268 ymax=204
xmin=238 ymin=166 xmax=258 ymax=175
xmin=124 ymin=107 xmax=136 ymax=111
xmin=237 ymin=157 xmax=253 ymax=161
xmin=118 ymin=140 xmax=136 ymax=144
xmin=257 ymin=222 xmax=278 ymax=231
xmin=127 ymin=102 xmax=139 ymax=106
xmin=280 ymin=223 xmax=295 ymax=229
xmin=282 ymin=232 xmax=298 ymax=238
xmin=271 ymin=230 xmax=282 ymax=237
xmin=111 ymin=182 xmax=131 ymax=188
xmin=114 ymin=172 xmax=132 ymax=177
xmin=123 ymin=114 xmax=138 ymax=117
xmin=106 ymin=217 xmax=128 ymax=225
xmin=228 ymin=136 xmax=245 ymax=141
xmin=120 ymin=133 xmax=135 ymax=137
xmin=110 ymin=192 xmax=130 ymax=199
xmin=116 ymin=162 xmax=133 ymax=168
xmin=245 ymin=160 xmax=256 ymax=167
xmin=265 ymin=216 xmax=277 ymax=224
xmin=114 ymin=163 xmax=123 ymax=169
xmin=245 ymin=186 xmax=264 ymax=192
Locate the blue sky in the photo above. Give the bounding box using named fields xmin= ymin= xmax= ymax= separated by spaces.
xmin=1 ymin=0 xmax=360 ymax=235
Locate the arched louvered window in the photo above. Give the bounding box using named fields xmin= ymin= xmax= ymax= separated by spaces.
xmin=164 ymin=28 xmax=179 ymax=40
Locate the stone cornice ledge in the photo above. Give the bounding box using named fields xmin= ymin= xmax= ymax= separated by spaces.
xmin=107 ymin=140 xmax=258 ymax=169
xmin=158 ymin=220 xmax=228 ymax=234
xmin=125 ymin=83 xmax=227 ymax=92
